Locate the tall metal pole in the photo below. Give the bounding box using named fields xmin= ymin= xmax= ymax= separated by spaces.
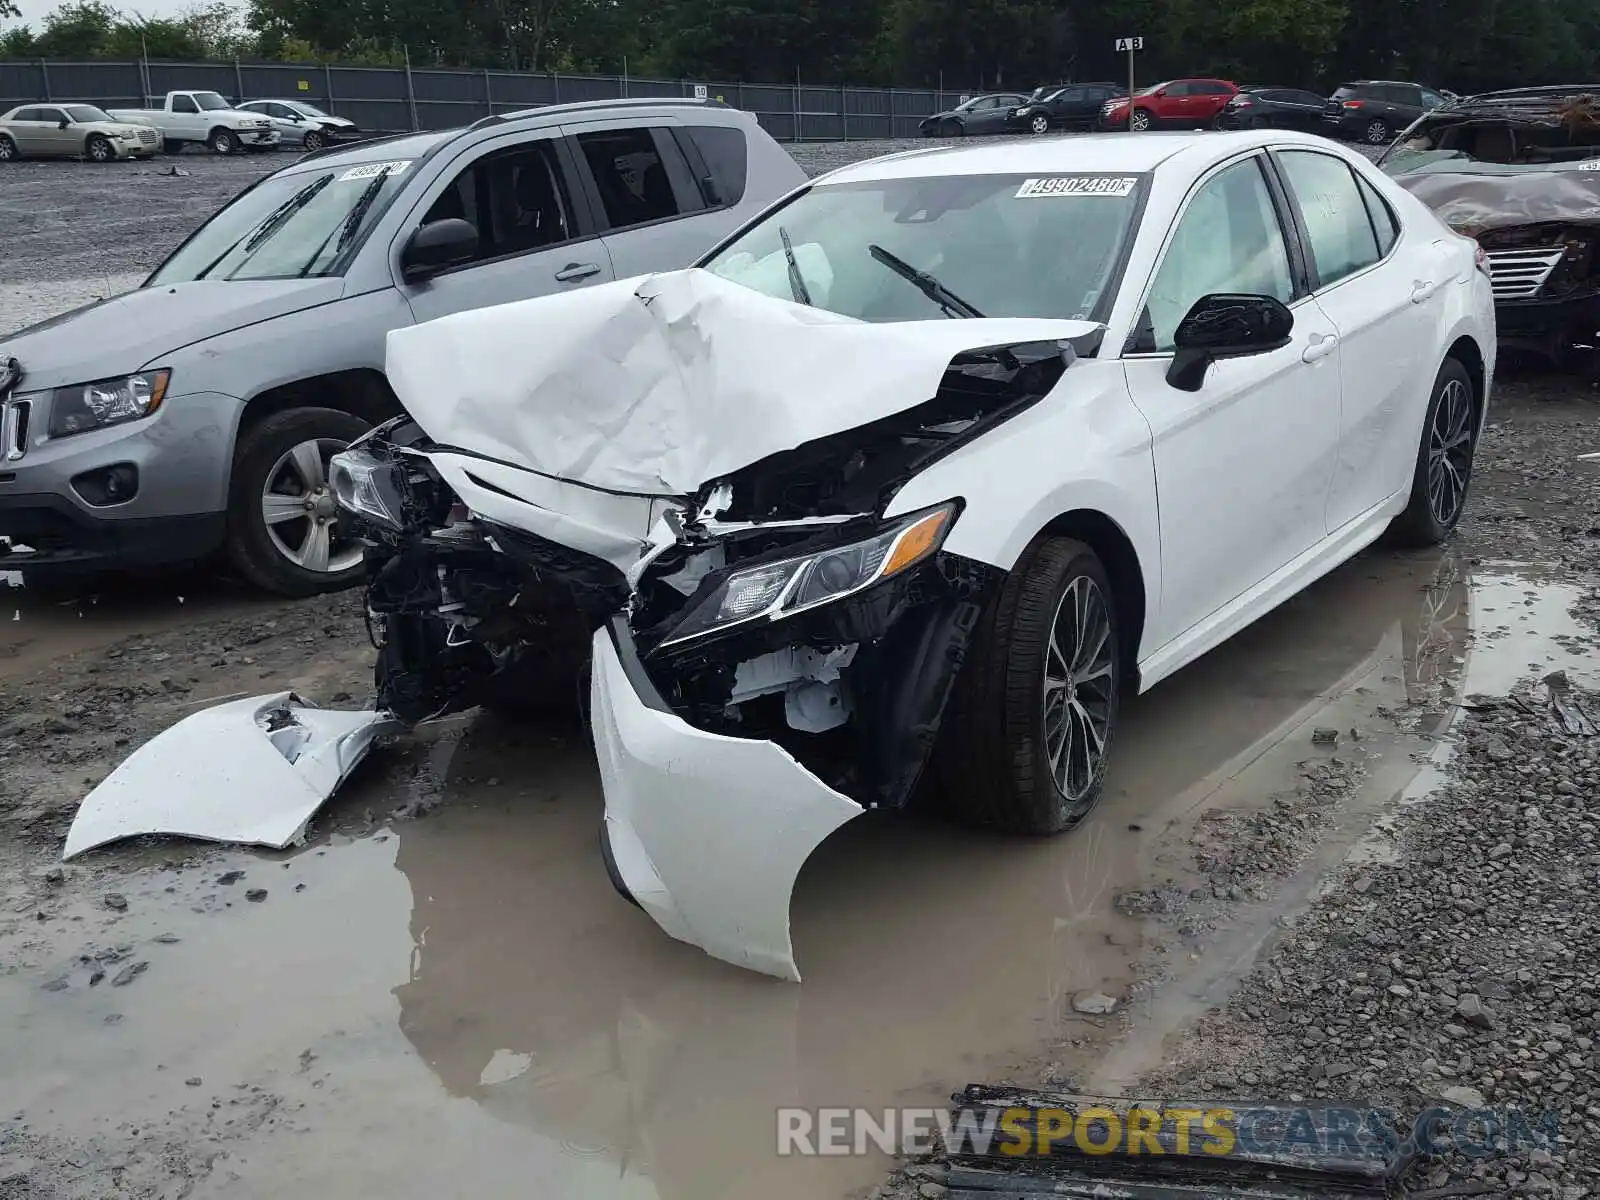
xmin=1127 ymin=45 xmax=1135 ymax=131
xmin=403 ymin=44 xmax=419 ymax=131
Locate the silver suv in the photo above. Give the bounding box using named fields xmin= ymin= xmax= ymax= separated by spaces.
xmin=0 ymin=98 xmax=806 ymax=594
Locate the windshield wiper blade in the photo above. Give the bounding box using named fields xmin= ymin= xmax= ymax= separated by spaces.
xmin=778 ymin=224 xmax=812 ymax=306
xmin=193 ymin=174 xmax=333 ymax=281
xmin=868 ymin=243 xmax=984 ymax=318
xmin=298 ymin=165 xmax=394 ymax=278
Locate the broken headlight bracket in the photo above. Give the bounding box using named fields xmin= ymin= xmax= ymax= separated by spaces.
xmin=655 ymin=501 xmax=961 ymax=650
xmin=330 ymin=446 xmax=408 ymax=533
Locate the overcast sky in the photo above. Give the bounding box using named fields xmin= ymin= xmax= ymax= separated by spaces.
xmin=6 ymin=0 xmax=192 ymax=29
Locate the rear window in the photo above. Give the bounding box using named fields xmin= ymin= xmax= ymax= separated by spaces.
xmin=1331 ymin=85 xmax=1360 ymax=101
xmin=686 ymin=124 xmax=748 ymax=207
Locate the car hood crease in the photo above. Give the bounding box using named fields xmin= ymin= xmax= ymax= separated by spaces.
xmin=385 ymin=267 xmax=1101 ymax=498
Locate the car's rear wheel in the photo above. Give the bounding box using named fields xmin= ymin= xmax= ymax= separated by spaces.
xmin=1363 ymin=118 xmax=1392 ymax=144
xmin=301 ymin=129 xmax=327 ymax=152
xmin=1388 ymin=357 xmax=1478 ymax=547
xmin=0 ymin=134 xmax=17 ymax=161
xmin=1029 ymin=114 xmax=1050 ymax=134
xmin=226 ymin=406 xmax=371 ymax=596
xmin=936 ymin=536 xmax=1121 ymax=835
xmin=1130 ymin=108 xmax=1153 ymax=132
xmin=85 ymin=134 xmax=114 ymax=162
xmin=208 ymin=127 xmax=239 ymax=154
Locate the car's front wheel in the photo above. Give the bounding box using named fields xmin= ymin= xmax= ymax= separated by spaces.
xmin=226 ymin=406 xmax=372 ymax=596
xmin=1130 ymin=108 xmax=1153 ymax=132
xmin=301 ymin=129 xmax=327 ymax=152
xmin=1029 ymin=114 xmax=1050 ymax=134
xmin=936 ymin=536 xmax=1121 ymax=834
xmin=208 ymin=127 xmax=239 ymax=154
xmin=942 ymin=118 xmax=964 ymax=137
xmin=1388 ymin=357 xmax=1478 ymax=547
xmin=85 ymin=134 xmax=114 ymax=162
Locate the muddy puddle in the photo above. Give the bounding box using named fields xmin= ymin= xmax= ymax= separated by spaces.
xmin=4 ymin=547 xmax=1596 ymax=1199
xmin=0 ymin=564 xmax=274 ymax=679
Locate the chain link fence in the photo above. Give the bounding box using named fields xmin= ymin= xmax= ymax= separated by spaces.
xmin=0 ymin=58 xmax=987 ymax=141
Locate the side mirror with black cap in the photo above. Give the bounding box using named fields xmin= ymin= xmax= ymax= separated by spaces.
xmin=401 ymin=218 xmax=479 ymax=281
xmin=1165 ymin=292 xmax=1294 ymax=392
xmin=58 ymin=117 xmax=70 ymax=129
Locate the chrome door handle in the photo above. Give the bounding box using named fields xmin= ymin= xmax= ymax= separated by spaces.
xmin=555 ymin=262 xmax=602 ymax=283
xmin=1411 ymin=280 xmax=1438 ymax=303
xmin=1301 ymin=332 xmax=1338 ymax=363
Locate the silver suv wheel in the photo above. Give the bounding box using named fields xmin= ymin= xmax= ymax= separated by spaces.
xmin=261 ymin=438 xmax=363 ymax=574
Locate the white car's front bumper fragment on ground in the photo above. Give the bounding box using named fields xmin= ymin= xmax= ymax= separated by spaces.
xmin=63 ymin=693 xmax=401 ymax=860
xmin=589 ymin=623 xmax=865 ymax=981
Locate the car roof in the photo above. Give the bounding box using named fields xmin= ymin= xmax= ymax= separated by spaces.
xmin=818 ymin=129 xmax=1308 ymax=184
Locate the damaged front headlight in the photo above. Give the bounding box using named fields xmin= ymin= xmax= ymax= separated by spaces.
xmin=660 ymin=503 xmax=956 ymax=648
xmin=329 ymin=448 xmax=405 ymax=531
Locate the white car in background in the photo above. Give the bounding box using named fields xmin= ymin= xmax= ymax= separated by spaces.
xmin=236 ymin=99 xmax=361 ymax=152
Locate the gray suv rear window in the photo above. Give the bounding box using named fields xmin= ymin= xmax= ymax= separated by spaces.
xmin=687 ymin=125 xmax=748 ymax=206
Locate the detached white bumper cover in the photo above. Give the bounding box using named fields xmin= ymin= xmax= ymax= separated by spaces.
xmin=590 ymin=625 xmax=864 ymax=981
xmin=63 ymin=693 xmax=400 ymax=859
xmin=386 ymin=267 xmax=1097 ymax=496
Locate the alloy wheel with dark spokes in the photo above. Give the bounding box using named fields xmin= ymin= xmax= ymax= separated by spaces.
xmin=1364 ymin=119 xmax=1391 ymax=144
xmin=1427 ymin=376 xmax=1474 ymax=527
xmin=261 ymin=437 xmax=363 ymax=575
xmin=1130 ymin=109 xmax=1152 ymax=131
xmin=1041 ymin=574 xmax=1116 ymax=809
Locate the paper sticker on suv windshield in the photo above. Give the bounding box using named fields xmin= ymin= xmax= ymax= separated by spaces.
xmin=1015 ymin=175 xmax=1138 ymax=198
xmin=338 ymin=160 xmax=411 ymax=182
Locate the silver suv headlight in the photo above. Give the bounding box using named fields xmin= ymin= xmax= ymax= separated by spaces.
xmin=660 ymin=502 xmax=957 ymax=648
xmin=46 ymin=369 xmax=170 ymax=438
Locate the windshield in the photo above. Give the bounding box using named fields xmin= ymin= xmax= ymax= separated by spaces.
xmin=65 ymin=105 xmax=112 ymax=123
xmin=287 ymin=102 xmax=328 ymax=117
xmin=701 ymin=172 xmax=1145 ymax=324
xmin=148 ymin=160 xmax=414 ymax=283
xmin=193 ymin=92 xmax=229 ymax=111
xmin=1381 ymin=117 xmax=1600 ymax=176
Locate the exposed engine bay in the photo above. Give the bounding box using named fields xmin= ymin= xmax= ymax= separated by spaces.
xmin=347 ymin=334 xmax=1078 ymax=810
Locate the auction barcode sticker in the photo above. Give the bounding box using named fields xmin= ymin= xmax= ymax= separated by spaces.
xmin=338 ymin=160 xmax=412 ymax=182
xmin=1015 ymin=175 xmax=1138 ymax=198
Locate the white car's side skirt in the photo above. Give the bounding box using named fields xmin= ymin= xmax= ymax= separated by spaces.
xmin=1136 ymin=487 xmax=1409 ymax=692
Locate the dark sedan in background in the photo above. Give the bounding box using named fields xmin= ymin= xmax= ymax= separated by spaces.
xmin=1215 ymin=85 xmax=1327 ymax=130
xmin=1007 ymin=82 xmax=1127 ymax=133
xmin=918 ymin=92 xmax=1029 ymax=136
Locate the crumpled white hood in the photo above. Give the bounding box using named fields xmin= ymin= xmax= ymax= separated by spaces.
xmin=386 ymin=267 xmax=1098 ymax=497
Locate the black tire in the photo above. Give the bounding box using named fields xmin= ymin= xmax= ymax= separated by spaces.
xmin=85 ymin=134 xmax=114 ymax=163
xmin=1363 ymin=117 xmax=1392 ymax=145
xmin=934 ymin=536 xmax=1122 ymax=835
xmin=1029 ymin=113 xmax=1050 ymax=135
xmin=301 ymin=130 xmax=327 ymax=152
xmin=225 ymin=406 xmax=372 ymax=596
xmin=0 ymin=134 xmax=17 ymax=162
xmin=942 ymin=118 xmax=964 ymax=137
xmin=1130 ymin=107 xmax=1154 ymax=132
xmin=162 ymin=137 xmax=183 ymax=155
xmin=208 ymin=127 xmax=239 ymax=154
xmin=1387 ymin=357 xmax=1478 ymax=547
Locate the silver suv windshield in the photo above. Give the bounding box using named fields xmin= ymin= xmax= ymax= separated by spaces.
xmin=148 ymin=161 xmax=414 ymax=283
xmin=701 ymin=172 xmax=1145 ymax=323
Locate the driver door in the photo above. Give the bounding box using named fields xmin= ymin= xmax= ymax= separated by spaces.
xmin=36 ymin=106 xmax=74 ymax=154
xmin=1120 ymin=153 xmax=1342 ymax=656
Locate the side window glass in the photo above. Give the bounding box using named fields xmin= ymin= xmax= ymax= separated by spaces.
xmin=421 ymin=164 xmax=480 ymax=239
xmin=1142 ymin=157 xmax=1294 ymax=352
xmin=1421 ymin=90 xmax=1445 ymax=109
xmin=173 ymin=95 xmax=198 ymax=114
xmin=1165 ymin=82 xmax=1191 ymax=97
xmin=1277 ymin=150 xmax=1381 ymax=286
xmin=480 ymin=141 xmax=575 ymax=257
xmin=686 ymin=124 xmax=748 ymax=206
xmin=1056 ymin=88 xmax=1085 ymax=104
xmin=577 ymin=127 xmax=683 ymax=231
xmin=1356 ymin=173 xmax=1399 ymax=255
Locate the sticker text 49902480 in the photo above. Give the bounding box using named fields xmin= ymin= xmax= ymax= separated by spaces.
xmin=1015 ymin=176 xmax=1139 ymax=199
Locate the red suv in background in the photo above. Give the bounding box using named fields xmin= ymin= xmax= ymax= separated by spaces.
xmin=1100 ymin=78 xmax=1238 ymax=131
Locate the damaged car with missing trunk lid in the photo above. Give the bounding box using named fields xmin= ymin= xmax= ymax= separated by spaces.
xmin=322 ymin=131 xmax=1493 ymax=981
xmin=1379 ymin=85 xmax=1600 ymax=365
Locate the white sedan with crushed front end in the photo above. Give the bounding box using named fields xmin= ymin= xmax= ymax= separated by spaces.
xmin=62 ymin=130 xmax=1496 ymax=982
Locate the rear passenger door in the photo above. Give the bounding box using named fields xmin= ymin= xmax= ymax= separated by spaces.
xmin=396 ymin=128 xmax=616 ymax=326
xmin=8 ymin=107 xmax=50 ymax=153
xmin=563 ymin=120 xmax=736 ymax=279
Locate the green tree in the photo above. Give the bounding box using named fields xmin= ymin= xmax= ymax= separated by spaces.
xmin=33 ymin=0 xmax=117 ymax=55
